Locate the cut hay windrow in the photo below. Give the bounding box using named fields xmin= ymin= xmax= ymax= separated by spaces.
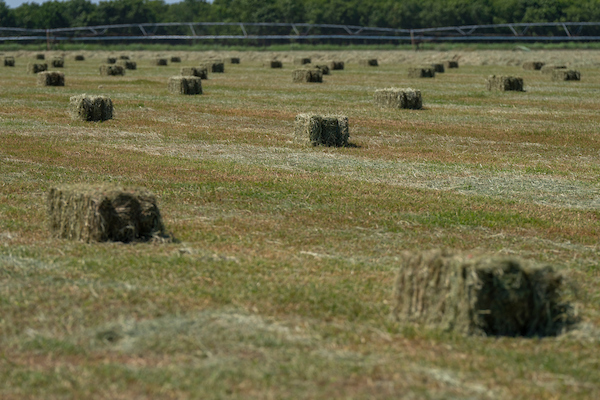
xmin=359 ymin=59 xmax=378 ymax=66
xmin=408 ymin=67 xmax=435 ymax=78
xmin=541 ymin=65 xmax=567 ymax=75
xmin=328 ymin=61 xmax=345 ymax=70
xmin=99 ymin=64 xmax=125 ymax=76
xmin=37 ymin=71 xmax=65 ymax=87
xmin=204 ymin=61 xmax=224 ymax=73
xmin=443 ymin=60 xmax=459 ymax=69
xmin=106 ymin=57 xmax=117 ymax=64
xmin=47 ymin=185 xmax=166 ymax=243
xmin=69 ymin=94 xmax=113 ymax=122
xmin=392 ymin=249 xmax=573 ymax=337
xmin=117 ymin=60 xmax=137 ymax=70
xmin=292 ymin=68 xmax=323 ymax=83
xmin=294 ymin=57 xmax=311 ymax=65
xmin=486 ymin=75 xmax=524 ymax=91
xmin=155 ymin=58 xmax=168 ymax=66
xmin=522 ymin=61 xmax=545 ymax=70
xmin=51 ymin=57 xmax=64 ymax=68
xmin=168 ymin=76 xmax=203 ymax=95
xmin=27 ymin=63 xmax=47 ymax=74
xmin=170 ymin=56 xmax=181 ymax=63
xmin=181 ymin=66 xmax=208 ymax=79
xmin=552 ymin=69 xmax=580 ymax=81
xmin=431 ymin=63 xmax=445 ymax=73
xmin=4 ymin=56 xmax=14 ymax=67
xmin=266 ymin=60 xmax=283 ymax=68
xmin=35 ymin=53 xmax=45 ymax=60
xmin=374 ymin=88 xmax=422 ymax=110
xmin=294 ymin=114 xmax=349 ymax=147
xmin=74 ymin=55 xmax=85 ymax=61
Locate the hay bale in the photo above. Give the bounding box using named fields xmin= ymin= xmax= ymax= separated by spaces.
xmin=106 ymin=57 xmax=117 ymax=64
xmin=359 ymin=59 xmax=378 ymax=66
xmin=522 ymin=61 xmax=545 ymax=70
xmin=266 ymin=60 xmax=283 ymax=68
xmin=486 ymin=75 xmax=524 ymax=91
xmin=35 ymin=53 xmax=45 ymax=60
xmin=312 ymin=64 xmax=330 ymax=75
xmin=27 ymin=63 xmax=47 ymax=74
xmin=155 ymin=58 xmax=168 ymax=66
xmin=294 ymin=114 xmax=349 ymax=146
xmin=37 ymin=71 xmax=65 ymax=87
xmin=552 ymin=69 xmax=580 ymax=81
xmin=117 ymin=60 xmax=137 ymax=70
xmin=374 ymin=88 xmax=422 ymax=110
xmin=99 ymin=64 xmax=125 ymax=76
xmin=292 ymin=68 xmax=323 ymax=83
xmin=431 ymin=63 xmax=445 ymax=73
xmin=541 ymin=65 xmax=566 ymax=75
xmin=294 ymin=57 xmax=311 ymax=65
xmin=392 ymin=250 xmax=572 ymax=337
xmin=170 ymin=56 xmax=181 ymax=63
xmin=443 ymin=60 xmax=459 ymax=69
xmin=4 ymin=56 xmax=15 ymax=67
xmin=51 ymin=57 xmax=64 ymax=68
xmin=226 ymin=57 xmax=240 ymax=64
xmin=69 ymin=94 xmax=113 ymax=122
xmin=168 ymin=76 xmax=203 ymax=95
xmin=328 ymin=61 xmax=344 ymax=70
xmin=180 ymin=66 xmax=208 ymax=79
xmin=47 ymin=185 xmax=166 ymax=243
xmin=119 ymin=55 xmax=130 ymax=60
xmin=408 ymin=67 xmax=435 ymax=78
xmin=204 ymin=61 xmax=224 ymax=73
xmin=74 ymin=55 xmax=85 ymax=61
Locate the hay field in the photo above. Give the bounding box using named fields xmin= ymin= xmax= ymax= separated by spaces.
xmin=1 ymin=49 xmax=600 ymax=399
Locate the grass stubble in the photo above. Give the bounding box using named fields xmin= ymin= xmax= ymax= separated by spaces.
xmin=1 ymin=50 xmax=600 ymax=399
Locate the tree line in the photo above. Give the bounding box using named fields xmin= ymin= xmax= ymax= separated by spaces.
xmin=1 ymin=0 xmax=600 ymax=30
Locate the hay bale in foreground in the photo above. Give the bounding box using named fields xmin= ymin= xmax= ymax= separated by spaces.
xmin=552 ymin=69 xmax=580 ymax=81
xmin=359 ymin=59 xmax=378 ymax=66
xmin=294 ymin=57 xmax=311 ymax=65
xmin=266 ymin=60 xmax=282 ymax=68
xmin=486 ymin=75 xmax=524 ymax=91
xmin=117 ymin=60 xmax=137 ymax=70
xmin=168 ymin=76 xmax=202 ymax=95
xmin=204 ymin=61 xmax=224 ymax=73
xmin=69 ymin=94 xmax=113 ymax=122
xmin=27 ymin=63 xmax=47 ymax=74
xmin=170 ymin=56 xmax=181 ymax=63
xmin=431 ymin=63 xmax=445 ymax=73
xmin=47 ymin=185 xmax=166 ymax=243
xmin=408 ymin=67 xmax=435 ymax=78
xmin=292 ymin=68 xmax=323 ymax=83
xmin=35 ymin=53 xmax=45 ymax=60
xmin=99 ymin=64 xmax=125 ymax=76
xmin=37 ymin=71 xmax=65 ymax=86
xmin=51 ymin=57 xmax=64 ymax=68
xmin=181 ymin=66 xmax=208 ymax=79
xmin=522 ymin=61 xmax=545 ymax=70
xmin=374 ymin=88 xmax=422 ymax=110
xmin=392 ymin=249 xmax=572 ymax=337
xmin=443 ymin=60 xmax=459 ymax=69
xmin=541 ymin=65 xmax=566 ymax=75
xmin=294 ymin=114 xmax=349 ymax=147
xmin=329 ymin=61 xmax=345 ymax=70
xmin=106 ymin=57 xmax=117 ymax=64
xmin=74 ymin=55 xmax=85 ymax=61
xmin=155 ymin=58 xmax=168 ymax=66
xmin=4 ymin=56 xmax=15 ymax=67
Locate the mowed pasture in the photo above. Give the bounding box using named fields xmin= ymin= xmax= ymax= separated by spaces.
xmin=1 ymin=49 xmax=600 ymax=399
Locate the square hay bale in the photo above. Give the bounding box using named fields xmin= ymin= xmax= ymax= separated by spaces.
xmin=328 ymin=61 xmax=345 ymax=70
xmin=180 ymin=66 xmax=208 ymax=79
xmin=37 ymin=71 xmax=65 ymax=87
xmin=431 ymin=63 xmax=445 ymax=73
xmin=408 ymin=67 xmax=435 ymax=78
xmin=74 ymin=55 xmax=85 ymax=61
xmin=155 ymin=58 xmax=168 ymax=66
xmin=47 ymin=185 xmax=166 ymax=243
xmin=552 ymin=69 xmax=580 ymax=81
xmin=117 ymin=60 xmax=137 ymax=70
xmin=359 ymin=59 xmax=378 ymax=66
xmin=294 ymin=57 xmax=311 ymax=65
xmin=443 ymin=60 xmax=459 ymax=69
xmin=4 ymin=56 xmax=15 ymax=67
xmin=312 ymin=64 xmax=330 ymax=75
xmin=99 ymin=64 xmax=125 ymax=76
xmin=486 ymin=75 xmax=524 ymax=91
xmin=266 ymin=60 xmax=283 ymax=68
xmin=292 ymin=68 xmax=323 ymax=83
xmin=36 ymin=53 xmax=45 ymax=60
xmin=226 ymin=57 xmax=240 ymax=64
xmin=168 ymin=76 xmax=203 ymax=95
xmin=294 ymin=114 xmax=349 ymax=147
xmin=392 ymin=250 xmax=572 ymax=337
xmin=119 ymin=55 xmax=130 ymax=60
xmin=374 ymin=88 xmax=422 ymax=110
xmin=69 ymin=94 xmax=113 ymax=122
xmin=51 ymin=57 xmax=64 ymax=68
xmin=204 ymin=61 xmax=224 ymax=73
xmin=27 ymin=63 xmax=48 ymax=74
xmin=170 ymin=56 xmax=181 ymax=63
xmin=106 ymin=57 xmax=117 ymax=64
xmin=522 ymin=61 xmax=545 ymax=70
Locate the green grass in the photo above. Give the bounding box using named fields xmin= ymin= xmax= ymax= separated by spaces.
xmin=1 ymin=49 xmax=600 ymax=399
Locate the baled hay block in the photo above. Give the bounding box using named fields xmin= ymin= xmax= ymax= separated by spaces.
xmin=47 ymin=185 xmax=166 ymax=243
xmin=392 ymin=250 xmax=572 ymax=337
xmin=431 ymin=63 xmax=445 ymax=73
xmin=266 ymin=60 xmax=283 ymax=68
xmin=168 ymin=76 xmax=203 ymax=95
xmin=51 ymin=57 xmax=64 ymax=68
xmin=117 ymin=60 xmax=137 ymax=70
xmin=36 ymin=53 xmax=45 ymax=60
xmin=74 ymin=55 xmax=85 ymax=61
xmin=408 ymin=67 xmax=435 ymax=78
xmin=4 ymin=56 xmax=15 ymax=67
xmin=292 ymin=68 xmax=323 ymax=83
xmin=170 ymin=56 xmax=181 ymax=63
xmin=37 ymin=71 xmax=65 ymax=87
xmin=69 ymin=94 xmax=113 ymax=122
xmin=294 ymin=114 xmax=349 ymax=147
xmin=329 ymin=61 xmax=345 ymax=70
xmin=27 ymin=63 xmax=48 ymax=74
xmin=312 ymin=64 xmax=330 ymax=75
xmin=204 ymin=61 xmax=224 ymax=73
xmin=541 ymin=65 xmax=566 ymax=74
xmin=106 ymin=57 xmax=117 ymax=64
xmin=155 ymin=58 xmax=168 ymax=66
xmin=552 ymin=69 xmax=580 ymax=81
xmin=226 ymin=57 xmax=240 ymax=64
xmin=359 ymin=59 xmax=378 ymax=66
xmin=374 ymin=88 xmax=422 ymax=110
xmin=119 ymin=55 xmax=130 ymax=60
xmin=181 ymin=67 xmax=208 ymax=79
xmin=443 ymin=60 xmax=459 ymax=68
xmin=522 ymin=61 xmax=545 ymax=70
xmin=99 ymin=64 xmax=125 ymax=76
xmin=486 ymin=75 xmax=524 ymax=91
xmin=294 ymin=57 xmax=311 ymax=65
